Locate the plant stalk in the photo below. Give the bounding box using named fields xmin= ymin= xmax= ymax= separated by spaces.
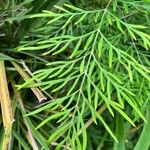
xmin=0 ymin=60 xmax=14 ymax=150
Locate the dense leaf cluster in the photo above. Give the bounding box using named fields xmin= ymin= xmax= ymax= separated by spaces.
xmin=0 ymin=0 xmax=150 ymax=149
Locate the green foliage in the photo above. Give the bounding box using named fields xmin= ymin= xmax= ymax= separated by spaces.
xmin=0 ymin=0 xmax=150 ymax=149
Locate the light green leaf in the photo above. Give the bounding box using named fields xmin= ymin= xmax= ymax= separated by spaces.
xmin=117 ymin=90 xmax=124 ymax=108
xmin=123 ymin=2 xmax=129 ymax=14
xmin=113 ymin=0 xmax=117 ymax=11
xmin=62 ymin=94 xmax=76 ymax=110
xmin=59 ymin=63 xmax=74 ymax=77
xmin=128 ymin=28 xmax=136 ymax=40
xmin=64 ymin=4 xmax=82 ymax=11
xmin=106 ymin=13 xmax=112 ymax=25
xmin=116 ymin=20 xmax=124 ymax=33
xmin=48 ymin=67 xmax=64 ymax=78
xmin=52 ymin=41 xmax=71 ymax=55
xmin=141 ymin=36 xmax=150 ymax=50
xmin=88 ymin=61 xmax=95 ymax=76
xmin=100 ymin=70 xmax=105 ymax=92
xmin=134 ymin=66 xmax=150 ymax=82
xmin=127 ymin=63 xmax=133 ymax=82
xmin=95 ymin=12 xmax=100 ymax=23
xmin=88 ymin=103 xmax=118 ymax=143
xmin=112 ymin=105 xmax=135 ymax=127
xmin=25 ymin=96 xmax=69 ymax=116
xmin=87 ymin=79 xmax=91 ymax=103
xmin=54 ymin=5 xmax=70 ymax=13
xmin=98 ymin=37 xmax=103 ymax=57
xmin=62 ymin=16 xmax=74 ymax=29
xmin=80 ymin=57 xmax=85 ymax=73
xmin=69 ymin=38 xmax=82 ymax=59
xmin=107 ymin=80 xmax=111 ymax=100
xmin=42 ymin=10 xmax=58 ymax=15
xmin=36 ymin=111 xmax=67 ymax=129
xmin=55 ymin=138 xmax=67 ymax=150
xmin=18 ymin=44 xmax=53 ymax=51
xmin=78 ymin=111 xmax=87 ymax=150
xmin=75 ymin=13 xmax=87 ymax=25
xmin=42 ymin=42 xmax=61 ymax=56
xmin=109 ymin=47 xmax=113 ymax=68
xmin=46 ymin=61 xmax=68 ymax=66
xmin=121 ymin=92 xmax=147 ymax=122
xmin=47 ymin=16 xmax=62 ymax=24
xmin=47 ymin=124 xmax=69 ymax=143
xmin=129 ymin=24 xmax=147 ymax=29
xmin=67 ymin=76 xmax=80 ymax=95
xmin=87 ymin=76 xmax=114 ymax=116
xmin=84 ymin=33 xmax=94 ymax=50
xmin=30 ymin=12 xmax=57 ymax=18
xmin=94 ymin=91 xmax=99 ymax=109
xmin=106 ymin=71 xmax=122 ymax=84
xmin=52 ymin=80 xmax=69 ymax=92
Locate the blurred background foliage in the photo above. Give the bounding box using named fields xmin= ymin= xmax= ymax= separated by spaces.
xmin=0 ymin=0 xmax=150 ymax=150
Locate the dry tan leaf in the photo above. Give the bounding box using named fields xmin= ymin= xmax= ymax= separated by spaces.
xmin=0 ymin=61 xmax=14 ymax=149
xmin=12 ymin=62 xmax=47 ymax=103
